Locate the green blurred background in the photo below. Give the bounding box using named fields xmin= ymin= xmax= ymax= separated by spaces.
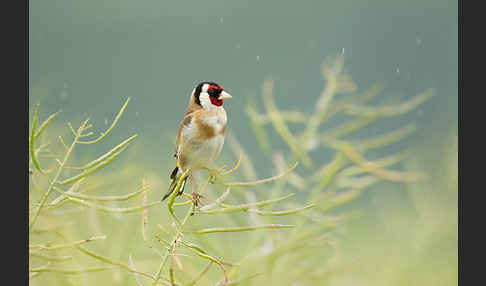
xmin=29 ymin=0 xmax=457 ymax=285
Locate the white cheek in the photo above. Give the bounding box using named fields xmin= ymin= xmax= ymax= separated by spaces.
xmin=199 ymin=93 xmax=212 ymax=109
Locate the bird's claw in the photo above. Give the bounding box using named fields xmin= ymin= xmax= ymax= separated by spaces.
xmin=192 ymin=192 xmax=203 ymax=206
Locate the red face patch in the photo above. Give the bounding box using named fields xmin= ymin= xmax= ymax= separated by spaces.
xmin=209 ymin=95 xmax=223 ymax=106
xmin=207 ymin=84 xmax=224 ymax=106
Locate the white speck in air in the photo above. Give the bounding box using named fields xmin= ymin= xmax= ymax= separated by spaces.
xmin=342 ymin=48 xmax=345 ymax=54
xmin=416 ymin=38 xmax=422 ymax=46
xmin=256 ymin=55 xmax=261 ymax=62
xmin=60 ymin=82 xmax=69 ymax=100
xmin=104 ymin=118 xmax=108 ymax=126
xmin=219 ymin=17 xmax=223 ymax=23
xmin=396 ymin=67 xmax=400 ymax=74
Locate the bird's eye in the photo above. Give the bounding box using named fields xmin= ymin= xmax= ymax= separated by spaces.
xmin=208 ymin=88 xmax=219 ymax=97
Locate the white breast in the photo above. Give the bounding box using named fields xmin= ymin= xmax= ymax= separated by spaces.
xmin=203 ymin=112 xmax=227 ymax=133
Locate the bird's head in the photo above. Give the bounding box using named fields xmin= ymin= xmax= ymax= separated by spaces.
xmin=192 ymin=82 xmax=232 ymax=109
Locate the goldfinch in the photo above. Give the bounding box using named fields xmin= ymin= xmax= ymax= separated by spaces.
xmin=162 ymin=82 xmax=232 ymax=204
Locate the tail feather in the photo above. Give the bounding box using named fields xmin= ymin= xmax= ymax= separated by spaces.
xmin=170 ymin=166 xmax=178 ymax=180
xmin=162 ymin=166 xmax=188 ymax=201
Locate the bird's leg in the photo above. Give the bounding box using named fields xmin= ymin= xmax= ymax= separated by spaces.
xmin=190 ymin=175 xmax=202 ymax=206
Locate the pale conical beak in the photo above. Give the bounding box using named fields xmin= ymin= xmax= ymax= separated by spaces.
xmin=219 ymin=91 xmax=233 ymax=100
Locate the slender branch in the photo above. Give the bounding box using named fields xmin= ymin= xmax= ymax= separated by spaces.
xmin=167 ymin=170 xmax=190 ymax=225
xmin=199 ymin=193 xmax=294 ymax=214
xmin=30 ymin=266 xmax=112 ymax=275
xmin=34 ymin=110 xmax=61 ymax=141
xmin=247 ymin=204 xmax=316 ymax=216
xmin=29 ymin=104 xmax=45 ymax=173
xmin=78 ymin=98 xmax=131 ymax=144
xmin=262 ymin=78 xmax=312 ymax=167
xmin=29 ymin=118 xmax=89 ymax=230
xmin=222 ymin=162 xmax=298 ymax=187
xmin=193 ymin=224 xmax=295 ymax=234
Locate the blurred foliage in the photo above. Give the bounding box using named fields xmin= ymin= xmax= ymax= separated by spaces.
xmin=29 ymin=54 xmax=456 ymax=286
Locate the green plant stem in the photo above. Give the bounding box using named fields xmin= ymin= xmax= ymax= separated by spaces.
xmin=184 ymin=261 xmax=213 ymax=286
xmin=247 ymin=204 xmax=316 ymax=216
xmin=29 ymin=235 xmax=105 ymax=250
xmin=262 ymin=78 xmax=312 ymax=167
xmin=194 ymin=224 xmax=295 ymax=234
xmin=152 ymin=254 xmax=170 ymax=286
xmin=30 ymin=266 xmax=112 ymax=274
xmin=77 ymin=134 xmax=138 ymax=170
xmin=29 ymin=119 xmax=87 ymax=230
xmin=52 ymin=184 xmax=149 ymax=202
xmin=76 ymin=245 xmax=171 ymax=285
xmin=200 ymin=193 xmax=294 ymax=214
xmin=66 ymin=197 xmax=161 ymax=213
xmin=30 ymin=104 xmax=44 ymax=173
xmin=58 ymin=144 xmax=130 ymax=185
xmin=34 ymin=110 xmax=61 ymax=141
xmin=78 ymin=98 xmax=131 ymax=144
xmin=223 ymin=162 xmax=298 ymax=187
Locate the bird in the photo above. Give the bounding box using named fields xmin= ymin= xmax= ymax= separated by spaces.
xmin=161 ymin=81 xmax=232 ymax=205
